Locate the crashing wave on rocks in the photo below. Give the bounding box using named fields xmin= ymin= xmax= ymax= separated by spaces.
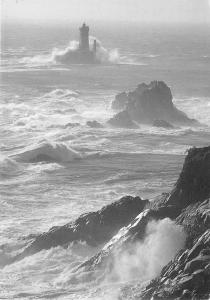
xmin=20 ymin=37 xmax=121 ymax=67
xmin=3 ymin=146 xmax=210 ymax=299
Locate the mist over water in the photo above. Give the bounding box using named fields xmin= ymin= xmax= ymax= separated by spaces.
xmin=0 ymin=21 xmax=210 ymax=299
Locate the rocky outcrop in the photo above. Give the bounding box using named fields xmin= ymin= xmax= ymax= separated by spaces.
xmin=140 ymin=200 xmax=210 ymax=300
xmin=111 ymin=81 xmax=198 ymax=126
xmin=112 ymin=92 xmax=129 ymax=111
xmin=145 ymin=146 xmax=210 ymax=212
xmin=176 ymin=199 xmax=210 ymax=247
xmin=10 ymin=196 xmax=148 ymax=264
xmin=107 ymin=111 xmax=139 ymax=129
xmin=138 ymin=146 xmax=210 ymax=299
xmin=77 ymin=206 xmax=182 ymax=272
xmin=166 ymin=146 xmax=210 ymax=209
xmin=77 ymin=146 xmax=210 ymax=298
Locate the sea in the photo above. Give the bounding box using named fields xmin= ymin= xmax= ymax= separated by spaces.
xmin=0 ymin=21 xmax=210 ymax=299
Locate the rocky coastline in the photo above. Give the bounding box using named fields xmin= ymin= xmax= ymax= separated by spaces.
xmin=5 ymin=146 xmax=210 ymax=299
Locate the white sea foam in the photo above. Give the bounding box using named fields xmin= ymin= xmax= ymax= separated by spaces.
xmin=90 ymin=36 xmax=120 ymax=64
xmin=50 ymin=218 xmax=185 ymax=300
xmin=174 ymin=97 xmax=210 ymax=126
xmin=110 ymin=218 xmax=186 ymax=283
xmin=0 ymin=241 xmax=98 ymax=298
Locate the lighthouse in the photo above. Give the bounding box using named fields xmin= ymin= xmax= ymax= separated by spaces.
xmin=79 ymin=23 xmax=90 ymax=51
xmin=55 ymin=23 xmax=99 ymax=64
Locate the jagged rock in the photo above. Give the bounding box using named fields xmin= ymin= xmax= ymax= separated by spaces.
xmin=4 ymin=145 xmax=210 ymax=300
xmin=111 ymin=81 xmax=199 ymax=125
xmin=180 ymin=289 xmax=193 ymax=299
xmin=9 ymin=196 xmax=148 ymax=265
xmin=140 ymin=222 xmax=210 ymax=300
xmin=85 ymin=146 xmax=210 ymax=300
xmin=184 ymin=255 xmax=210 ymax=274
xmin=176 ymin=199 xmax=210 ymax=247
xmin=77 ymin=206 xmax=182 ymax=272
xmin=167 ymin=146 xmax=210 ymax=209
xmin=153 ymin=119 xmax=174 ymax=129
xmin=86 ymin=120 xmax=103 ymax=128
xmin=107 ymin=111 xmax=139 ymax=129
xmin=112 ymin=92 xmax=129 ymax=111
xmin=75 ymin=147 xmax=210 ymax=285
xmin=149 ymin=147 xmax=210 ymax=211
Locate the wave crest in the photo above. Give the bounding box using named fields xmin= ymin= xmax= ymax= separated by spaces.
xmin=0 ymin=155 xmax=22 ymax=178
xmin=13 ymin=142 xmax=82 ymax=163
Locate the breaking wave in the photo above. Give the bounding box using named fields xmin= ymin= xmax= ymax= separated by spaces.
xmin=41 ymin=88 xmax=79 ymax=99
xmin=111 ymin=218 xmax=186 ymax=284
xmin=0 ymin=155 xmax=23 ymax=178
xmin=13 ymin=141 xmax=82 ymax=163
xmin=51 ymin=218 xmax=186 ymax=299
xmin=21 ymin=37 xmax=120 ymax=66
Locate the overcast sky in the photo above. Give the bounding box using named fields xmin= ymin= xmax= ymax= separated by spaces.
xmin=2 ymin=0 xmax=210 ymax=23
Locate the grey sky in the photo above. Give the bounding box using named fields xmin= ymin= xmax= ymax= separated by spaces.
xmin=2 ymin=0 xmax=210 ymax=23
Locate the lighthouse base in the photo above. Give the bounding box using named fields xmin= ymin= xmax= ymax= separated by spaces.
xmin=55 ymin=49 xmax=99 ymax=65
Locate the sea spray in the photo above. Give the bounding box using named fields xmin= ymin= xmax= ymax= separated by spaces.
xmin=54 ymin=36 xmax=121 ymax=65
xmin=110 ymin=218 xmax=186 ymax=283
xmin=89 ymin=36 xmax=120 ymax=64
xmin=21 ymin=37 xmax=121 ymax=66
xmin=51 ymin=218 xmax=186 ymax=300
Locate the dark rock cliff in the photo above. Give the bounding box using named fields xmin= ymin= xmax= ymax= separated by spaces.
xmin=77 ymin=146 xmax=210 ymax=298
xmin=167 ymin=146 xmax=210 ymax=208
xmin=140 ymin=200 xmax=210 ymax=300
xmin=139 ymin=146 xmax=210 ymax=299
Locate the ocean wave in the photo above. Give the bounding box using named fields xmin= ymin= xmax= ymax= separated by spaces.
xmin=104 ymin=172 xmax=142 ymax=184
xmin=143 ymin=54 xmax=160 ymax=58
xmin=20 ymin=37 xmax=121 ymax=67
xmin=0 ymin=102 xmax=33 ymax=113
xmin=153 ymin=142 xmax=189 ymax=155
xmin=0 ymin=241 xmax=99 ymax=299
xmin=41 ymin=89 xmax=79 ymax=99
xmin=10 ymin=92 xmax=81 ymax=130
xmin=11 ymin=144 xmax=156 ymax=165
xmin=174 ymin=97 xmax=210 ymax=127
xmin=0 ymin=155 xmax=23 ymax=178
xmin=12 ymin=142 xmax=82 ymax=163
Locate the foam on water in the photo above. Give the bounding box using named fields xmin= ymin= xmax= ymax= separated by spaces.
xmin=0 ymin=241 xmax=98 ymax=299
xmin=41 ymin=88 xmax=79 ymax=99
xmin=174 ymin=97 xmax=210 ymax=126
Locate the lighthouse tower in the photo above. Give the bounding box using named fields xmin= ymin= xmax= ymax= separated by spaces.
xmin=79 ymin=23 xmax=89 ymax=51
